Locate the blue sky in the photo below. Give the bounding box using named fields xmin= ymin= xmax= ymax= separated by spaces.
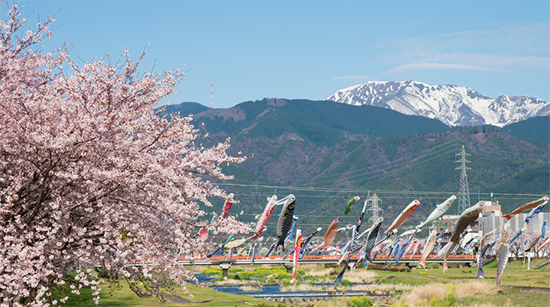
xmin=12 ymin=0 xmax=550 ymax=108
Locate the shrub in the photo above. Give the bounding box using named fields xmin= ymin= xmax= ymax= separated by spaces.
xmin=341 ymin=279 xmax=353 ymax=286
xmin=202 ymin=268 xmax=222 ymax=275
xmin=429 ymin=285 xmax=457 ymax=306
xmin=347 ymin=295 xmax=374 ymax=307
xmin=275 ymin=272 xmax=291 ymax=280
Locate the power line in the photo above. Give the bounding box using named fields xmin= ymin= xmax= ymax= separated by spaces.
xmin=225 ymin=143 xmax=457 ymax=189
xmin=308 ymin=145 xmax=456 ymax=187
xmin=224 ymin=138 xmax=547 ymax=190
xmin=229 ymin=140 xmax=456 ymax=186
xmin=307 ymin=140 xmax=455 ymax=183
xmin=218 ymin=185 xmax=545 ymax=200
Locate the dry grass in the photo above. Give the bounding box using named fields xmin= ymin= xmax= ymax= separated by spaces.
xmin=343 ymin=269 xmax=378 ymax=282
xmin=312 ymin=297 xmax=349 ymax=307
xmin=239 ymin=285 xmax=260 ymax=291
xmin=355 ymin=283 xmax=413 ymax=292
xmin=185 ymin=266 xmax=205 ymax=274
xmin=453 ymin=280 xmax=497 ymax=298
xmin=465 ymin=304 xmax=513 ymax=307
xmin=401 ymin=280 xmax=499 ymax=306
xmin=402 ymin=282 xmax=448 ymax=306
xmin=305 ymin=267 xmax=377 ymax=282
xmin=214 ymin=278 xmax=249 ymax=285
xmin=281 ymin=280 xmax=414 ymax=293
xmin=281 ymin=283 xmax=318 ymax=292
xmin=306 ymin=268 xmax=336 ymax=277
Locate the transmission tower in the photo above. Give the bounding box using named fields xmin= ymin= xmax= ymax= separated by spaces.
xmin=209 ymin=84 xmax=215 ymax=109
xmin=366 ymin=193 xmax=384 ymax=226
xmin=456 ymin=145 xmax=471 ymax=214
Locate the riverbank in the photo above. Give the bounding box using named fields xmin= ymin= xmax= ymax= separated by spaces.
xmin=55 ymin=258 xmax=550 ymax=306
xmin=198 ymin=258 xmax=550 ymax=306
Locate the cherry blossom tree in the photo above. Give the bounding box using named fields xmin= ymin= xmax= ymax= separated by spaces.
xmin=0 ymin=3 xmax=250 ymax=305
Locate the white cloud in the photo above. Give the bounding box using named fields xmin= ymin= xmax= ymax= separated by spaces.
xmin=384 ymin=63 xmax=512 ymax=74
xmin=378 ymin=21 xmax=550 ymax=71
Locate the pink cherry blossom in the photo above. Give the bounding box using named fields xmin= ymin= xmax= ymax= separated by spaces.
xmin=0 ymin=2 xmax=251 ymax=305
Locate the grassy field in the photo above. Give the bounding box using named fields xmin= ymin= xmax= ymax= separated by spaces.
xmin=54 ymin=281 xmax=287 ymax=306
xmin=370 ymin=258 xmax=550 ymax=306
xmin=53 ymin=258 xmax=550 ymax=306
xmin=374 ymin=258 xmax=550 ymax=288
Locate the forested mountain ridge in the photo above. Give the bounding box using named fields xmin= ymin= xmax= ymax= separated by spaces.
xmin=158 ymin=99 xmax=549 ymax=236
xmin=189 ymin=98 xmax=450 ymax=146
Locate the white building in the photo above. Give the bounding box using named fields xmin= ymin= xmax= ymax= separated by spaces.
xmin=509 ymin=211 xmax=549 ymax=234
xmin=478 ymin=201 xmax=505 ymax=236
xmin=478 ymin=201 xmax=549 ymax=236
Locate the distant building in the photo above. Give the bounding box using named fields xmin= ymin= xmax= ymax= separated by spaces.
xmin=430 ymin=200 xmax=549 ymax=245
xmin=482 ymin=202 xmax=501 ymax=215
xmin=432 ymin=214 xmax=479 ymax=243
xmin=478 ymin=200 xmax=549 ymax=235
xmin=479 ymin=210 xmax=504 ymax=236
xmin=510 ymin=212 xmax=549 ymax=234
xmin=433 ymin=215 xmax=459 ymax=233
xmin=479 ymin=201 xmax=504 ymax=236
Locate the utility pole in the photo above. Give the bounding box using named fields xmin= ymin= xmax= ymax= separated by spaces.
xmin=366 ymin=193 xmax=384 ymax=226
xmin=456 ymin=145 xmax=471 ymax=214
xmin=253 ymin=180 xmax=260 ymax=208
xmin=210 ymin=84 xmax=215 ymax=109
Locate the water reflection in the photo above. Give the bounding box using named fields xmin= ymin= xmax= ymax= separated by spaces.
xmin=194 ymin=274 xmax=385 ymax=299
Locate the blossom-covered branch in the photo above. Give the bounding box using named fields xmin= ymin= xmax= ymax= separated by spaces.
xmin=0 ymin=2 xmax=251 ymax=305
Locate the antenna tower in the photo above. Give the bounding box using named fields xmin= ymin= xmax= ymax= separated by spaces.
xmin=209 ymin=84 xmax=215 ymax=109
xmin=456 ymin=145 xmax=471 ymax=214
xmin=366 ymin=193 xmax=384 ymax=225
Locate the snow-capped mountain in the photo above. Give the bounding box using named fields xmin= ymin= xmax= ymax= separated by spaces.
xmin=326 ymin=80 xmax=550 ymax=127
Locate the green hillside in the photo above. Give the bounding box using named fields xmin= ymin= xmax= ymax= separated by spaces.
xmin=503 ymin=116 xmax=549 ymax=143
xmin=159 ymin=100 xmax=550 ymax=238
xmin=183 ymin=98 xmax=450 ymax=146
xmin=159 ymin=101 xmax=209 ymax=116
